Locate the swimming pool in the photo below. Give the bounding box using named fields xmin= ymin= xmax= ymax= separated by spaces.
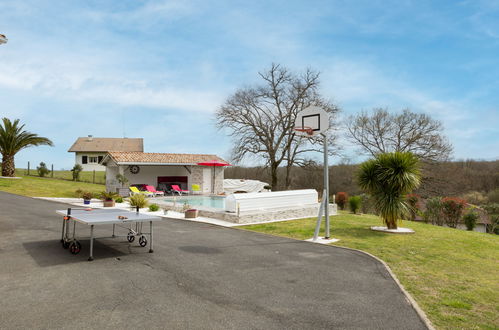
xmin=161 ymin=196 xmax=225 ymax=210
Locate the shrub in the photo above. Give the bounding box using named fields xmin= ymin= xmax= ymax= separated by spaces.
xmin=406 ymin=193 xmax=420 ymax=220
xmin=37 ymin=162 xmax=50 ymax=177
xmin=348 ymin=196 xmax=362 ymax=214
xmin=359 ymin=193 xmax=373 ymax=214
xmin=441 ymin=197 xmax=466 ymax=228
xmin=182 ymin=202 xmax=191 ymax=212
xmin=115 ymin=197 xmax=124 ymax=203
xmin=487 ymin=189 xmax=499 ymax=204
xmin=115 ymin=174 xmax=129 ymax=187
xmin=483 ymin=203 xmax=499 ymax=234
xmin=423 ymin=197 xmax=443 ymax=225
xmin=75 ymin=188 xmax=84 ymax=198
xmin=71 ymin=164 xmax=83 ymax=181
xmin=462 ymin=211 xmax=478 ymax=231
xmin=100 ymin=191 xmax=117 ymax=201
xmin=81 ymin=191 xmax=93 ymax=200
xmin=149 ymin=203 xmax=160 ymax=212
xmin=461 ymin=191 xmax=487 ymax=206
xmin=129 ymin=194 xmax=148 ymax=208
xmin=336 ymin=192 xmax=348 ymax=210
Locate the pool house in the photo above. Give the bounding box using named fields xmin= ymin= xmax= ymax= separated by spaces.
xmin=101 ymin=151 xmax=228 ymax=195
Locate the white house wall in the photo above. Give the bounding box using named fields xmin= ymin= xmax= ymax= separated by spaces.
xmin=75 ymin=152 xmax=107 ymax=171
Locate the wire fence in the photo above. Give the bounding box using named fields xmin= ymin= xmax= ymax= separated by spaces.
xmin=23 ymin=162 xmax=106 ymax=184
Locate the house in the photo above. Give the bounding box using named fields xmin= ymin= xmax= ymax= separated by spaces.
xmin=101 ymin=151 xmax=227 ymax=195
xmin=68 ymin=136 xmax=143 ymax=171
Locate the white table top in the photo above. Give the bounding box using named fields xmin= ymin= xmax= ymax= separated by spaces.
xmin=56 ymin=208 xmax=162 ymax=225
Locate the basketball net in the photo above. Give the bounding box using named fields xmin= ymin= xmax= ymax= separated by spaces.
xmin=294 ymin=126 xmax=314 ymax=136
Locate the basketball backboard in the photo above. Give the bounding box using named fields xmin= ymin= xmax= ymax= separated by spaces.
xmin=294 ymin=106 xmax=329 ymax=136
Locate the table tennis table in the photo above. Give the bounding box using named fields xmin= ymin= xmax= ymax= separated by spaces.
xmin=56 ymin=207 xmax=162 ymax=261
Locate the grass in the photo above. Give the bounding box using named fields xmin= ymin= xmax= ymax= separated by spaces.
xmin=242 ymin=212 xmax=499 ymax=330
xmin=0 ymin=170 xmax=105 ymax=197
xmin=20 ymin=168 xmax=106 ymax=184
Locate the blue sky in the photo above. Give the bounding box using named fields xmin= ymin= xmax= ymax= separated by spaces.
xmin=1 ymin=0 xmax=498 ymax=169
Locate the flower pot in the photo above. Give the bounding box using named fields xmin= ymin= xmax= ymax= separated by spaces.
xmin=103 ymin=200 xmax=115 ymax=207
xmin=83 ymin=199 xmax=91 ymax=205
xmin=184 ymin=209 xmax=199 ymax=218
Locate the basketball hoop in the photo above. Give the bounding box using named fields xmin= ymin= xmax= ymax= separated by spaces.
xmin=0 ymin=34 xmax=7 ymax=45
xmin=294 ymin=126 xmax=314 ymax=136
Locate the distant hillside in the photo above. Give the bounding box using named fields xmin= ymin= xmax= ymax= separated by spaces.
xmin=225 ymin=160 xmax=499 ymax=198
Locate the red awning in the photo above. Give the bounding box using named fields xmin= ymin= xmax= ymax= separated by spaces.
xmin=196 ymin=160 xmax=232 ymax=166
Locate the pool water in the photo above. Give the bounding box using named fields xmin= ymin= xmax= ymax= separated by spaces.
xmin=163 ymin=196 xmax=225 ymax=209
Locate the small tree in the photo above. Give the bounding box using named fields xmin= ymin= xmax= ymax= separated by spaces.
xmin=462 ymin=211 xmax=478 ymax=231
xmin=336 ymin=192 xmax=348 ymax=210
xmin=348 ymin=196 xmax=362 ymax=214
xmin=116 ymin=173 xmax=129 ymax=187
xmin=37 ymin=162 xmax=50 ymax=177
xmin=441 ymin=197 xmax=466 ymax=228
xmin=483 ymin=204 xmax=499 ymax=234
xmin=358 ymin=152 xmax=421 ymax=230
xmin=71 ymin=164 xmax=83 ymax=181
xmin=422 ymin=197 xmax=443 ymax=225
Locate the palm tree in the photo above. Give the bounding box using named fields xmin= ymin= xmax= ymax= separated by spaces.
xmin=357 ymin=152 xmax=421 ymax=229
xmin=0 ymin=118 xmax=53 ymax=177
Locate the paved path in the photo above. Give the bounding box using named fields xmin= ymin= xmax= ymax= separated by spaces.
xmin=0 ymin=192 xmax=427 ymax=329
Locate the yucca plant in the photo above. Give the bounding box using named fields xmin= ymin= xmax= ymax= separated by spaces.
xmin=357 ymin=152 xmax=421 ymax=229
xmin=0 ymin=118 xmax=53 ymax=177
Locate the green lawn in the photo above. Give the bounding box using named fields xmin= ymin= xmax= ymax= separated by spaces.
xmin=0 ymin=172 xmax=105 ymax=197
xmin=20 ymin=168 xmax=106 ymax=184
xmin=242 ymin=212 xmax=499 ymax=330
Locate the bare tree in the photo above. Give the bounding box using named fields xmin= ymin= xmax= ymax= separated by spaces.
xmin=347 ymin=108 xmax=453 ymax=161
xmin=216 ymin=63 xmax=338 ymax=189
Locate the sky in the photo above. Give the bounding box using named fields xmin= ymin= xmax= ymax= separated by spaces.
xmin=1 ymin=0 xmax=498 ymax=169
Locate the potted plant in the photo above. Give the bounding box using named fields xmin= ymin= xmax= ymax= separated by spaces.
xmin=115 ymin=173 xmax=130 ymax=197
xmin=82 ymin=191 xmax=93 ymax=205
xmin=183 ymin=203 xmax=198 ymax=218
xmin=100 ymin=191 xmax=118 ymax=207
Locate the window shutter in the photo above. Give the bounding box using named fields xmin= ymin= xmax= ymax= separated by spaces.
xmin=98 ymin=156 xmax=103 ymax=164
xmin=82 ymin=156 xmax=88 ymax=164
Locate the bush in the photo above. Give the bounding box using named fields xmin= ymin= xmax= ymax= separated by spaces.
xmin=115 ymin=197 xmax=124 ymax=203
xmin=423 ymin=197 xmax=443 ymax=225
xmin=487 ymin=189 xmax=499 ymax=204
xmin=100 ymin=191 xmax=117 ymax=201
xmin=441 ymin=197 xmax=466 ymax=228
xmin=406 ymin=193 xmax=420 ymax=220
xmin=115 ymin=174 xmax=129 ymax=187
xmin=182 ymin=202 xmax=191 ymax=212
xmin=149 ymin=203 xmax=160 ymax=212
xmin=81 ymin=191 xmax=93 ymax=200
xmin=129 ymin=194 xmax=148 ymax=209
xmin=359 ymin=194 xmax=372 ymax=214
xmin=483 ymin=203 xmax=499 ymax=234
xmin=336 ymin=192 xmax=348 ymax=210
xmin=461 ymin=191 xmax=487 ymax=206
xmin=462 ymin=211 xmax=478 ymax=231
xmin=348 ymin=196 xmax=361 ymax=214
xmin=37 ymin=162 xmax=50 ymax=177
xmin=75 ymin=188 xmax=84 ymax=198
xmin=71 ymin=164 xmax=83 ymax=181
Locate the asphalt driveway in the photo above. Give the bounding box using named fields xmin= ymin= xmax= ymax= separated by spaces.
xmin=0 ymin=192 xmax=427 ymax=329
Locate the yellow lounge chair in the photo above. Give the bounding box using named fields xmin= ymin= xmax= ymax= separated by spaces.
xmin=192 ymin=184 xmax=201 ymax=195
xmin=129 ymin=186 xmax=153 ymax=197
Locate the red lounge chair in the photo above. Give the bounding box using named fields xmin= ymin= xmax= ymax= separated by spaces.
xmin=171 ymin=184 xmax=189 ymax=195
xmin=145 ymin=185 xmax=165 ymax=197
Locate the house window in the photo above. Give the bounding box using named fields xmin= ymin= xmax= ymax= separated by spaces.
xmin=88 ymin=156 xmax=99 ymax=164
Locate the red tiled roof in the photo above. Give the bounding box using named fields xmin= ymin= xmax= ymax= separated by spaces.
xmin=106 ymin=151 xmax=227 ymax=165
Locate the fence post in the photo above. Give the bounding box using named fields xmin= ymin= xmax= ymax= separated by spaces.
xmin=51 ymin=164 xmax=54 ymax=178
xmin=93 ymin=170 xmax=95 ymax=184
xmin=27 ymin=161 xmax=30 ymax=176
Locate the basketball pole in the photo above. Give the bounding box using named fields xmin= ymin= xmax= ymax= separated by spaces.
xmin=322 ymin=132 xmax=330 ymax=239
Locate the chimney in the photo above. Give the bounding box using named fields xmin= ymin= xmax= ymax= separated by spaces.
xmin=87 ymin=135 xmax=93 ymax=141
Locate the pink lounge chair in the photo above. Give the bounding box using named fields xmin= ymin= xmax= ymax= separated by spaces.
xmin=171 ymin=184 xmax=189 ymax=195
xmin=145 ymin=185 xmax=165 ymax=197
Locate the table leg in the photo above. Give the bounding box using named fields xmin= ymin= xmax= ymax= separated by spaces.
xmin=112 ymin=224 xmax=115 ymax=238
xmin=60 ymin=217 xmax=65 ymax=243
xmin=149 ymin=221 xmax=154 ymax=253
xmin=88 ymin=225 xmax=94 ymax=261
